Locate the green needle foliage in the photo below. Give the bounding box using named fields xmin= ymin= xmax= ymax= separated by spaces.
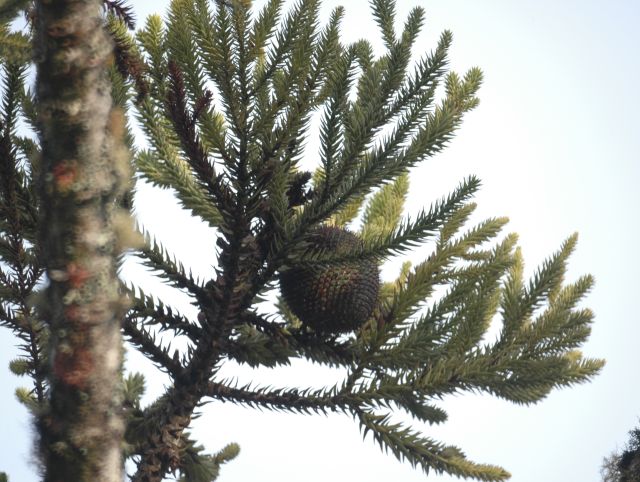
xmin=601 ymin=424 xmax=640 ymax=482
xmin=0 ymin=0 xmax=604 ymax=481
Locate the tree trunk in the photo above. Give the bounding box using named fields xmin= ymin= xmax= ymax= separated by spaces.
xmin=35 ymin=1 xmax=129 ymax=481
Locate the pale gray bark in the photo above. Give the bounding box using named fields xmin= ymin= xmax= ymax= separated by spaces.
xmin=35 ymin=1 xmax=129 ymax=480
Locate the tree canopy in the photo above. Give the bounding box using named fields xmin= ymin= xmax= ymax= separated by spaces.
xmin=0 ymin=1 xmax=604 ymax=481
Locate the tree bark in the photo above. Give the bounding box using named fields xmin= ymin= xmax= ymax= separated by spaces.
xmin=35 ymin=1 xmax=129 ymax=481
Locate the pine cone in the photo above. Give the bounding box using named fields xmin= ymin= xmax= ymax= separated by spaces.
xmin=280 ymin=226 xmax=379 ymax=334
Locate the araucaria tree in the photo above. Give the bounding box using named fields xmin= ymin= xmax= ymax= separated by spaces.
xmin=2 ymin=0 xmax=132 ymax=480
xmin=0 ymin=0 xmax=604 ymax=481
xmin=601 ymin=424 xmax=640 ymax=482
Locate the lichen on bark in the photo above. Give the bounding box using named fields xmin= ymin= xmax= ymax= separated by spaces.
xmin=34 ymin=1 xmax=131 ymax=481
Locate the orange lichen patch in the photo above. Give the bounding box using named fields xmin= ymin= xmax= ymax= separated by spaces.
xmin=64 ymin=304 xmax=81 ymax=321
xmin=52 ymin=348 xmax=93 ymax=389
xmin=53 ymin=160 xmax=78 ymax=192
xmin=67 ymin=262 xmax=91 ymax=288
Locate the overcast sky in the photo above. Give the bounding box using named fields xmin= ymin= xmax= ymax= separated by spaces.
xmin=1 ymin=1 xmax=639 ymax=481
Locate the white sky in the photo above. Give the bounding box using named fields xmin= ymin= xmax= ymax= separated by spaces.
xmin=1 ymin=1 xmax=639 ymax=481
